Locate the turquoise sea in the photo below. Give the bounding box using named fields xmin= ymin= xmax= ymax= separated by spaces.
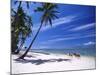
xmin=29 ymin=45 xmax=96 ymax=57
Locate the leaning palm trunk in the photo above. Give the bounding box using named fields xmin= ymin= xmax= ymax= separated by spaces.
xmin=18 ymin=3 xmax=58 ymax=59
xmin=18 ymin=23 xmax=43 ymax=59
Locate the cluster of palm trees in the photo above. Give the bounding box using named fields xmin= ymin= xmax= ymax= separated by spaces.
xmin=11 ymin=1 xmax=32 ymax=54
xmin=11 ymin=0 xmax=59 ymax=59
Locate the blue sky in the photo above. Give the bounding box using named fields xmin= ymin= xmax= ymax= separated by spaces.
xmin=12 ymin=0 xmax=96 ymax=49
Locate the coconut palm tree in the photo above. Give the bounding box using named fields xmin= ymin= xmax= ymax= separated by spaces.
xmin=11 ymin=0 xmax=33 ymax=54
xmin=11 ymin=7 xmax=33 ymax=53
xmin=19 ymin=3 xmax=59 ymax=59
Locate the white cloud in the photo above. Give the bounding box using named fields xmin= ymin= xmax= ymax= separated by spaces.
xmin=33 ymin=15 xmax=77 ymax=31
xmin=33 ymin=45 xmax=49 ymax=49
xmin=69 ymin=23 xmax=95 ymax=31
xmin=41 ymin=34 xmax=96 ymax=44
xmin=83 ymin=41 xmax=95 ymax=45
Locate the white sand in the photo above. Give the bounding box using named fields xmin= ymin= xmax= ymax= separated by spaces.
xmin=12 ymin=51 xmax=96 ymax=74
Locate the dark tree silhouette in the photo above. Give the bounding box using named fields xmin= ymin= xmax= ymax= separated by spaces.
xmin=11 ymin=1 xmax=33 ymax=54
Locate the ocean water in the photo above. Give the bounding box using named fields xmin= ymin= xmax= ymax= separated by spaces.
xmin=31 ymin=46 xmax=96 ymax=57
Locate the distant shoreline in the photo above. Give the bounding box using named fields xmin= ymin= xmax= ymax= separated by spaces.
xmin=20 ymin=49 xmax=96 ymax=57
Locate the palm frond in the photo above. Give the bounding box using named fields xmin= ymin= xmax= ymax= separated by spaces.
xmin=14 ymin=1 xmax=18 ymax=5
xmin=50 ymin=13 xmax=59 ymax=19
xmin=48 ymin=4 xmax=58 ymax=10
xmin=34 ymin=7 xmax=44 ymax=12
xmin=11 ymin=9 xmax=17 ymax=14
xmin=51 ymin=10 xmax=59 ymax=13
xmin=48 ymin=17 xmax=52 ymax=26
xmin=26 ymin=1 xmax=30 ymax=9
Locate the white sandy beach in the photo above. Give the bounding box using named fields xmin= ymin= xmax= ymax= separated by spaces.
xmin=12 ymin=51 xmax=96 ymax=74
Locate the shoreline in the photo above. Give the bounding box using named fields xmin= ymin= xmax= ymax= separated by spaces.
xmin=18 ymin=50 xmax=96 ymax=57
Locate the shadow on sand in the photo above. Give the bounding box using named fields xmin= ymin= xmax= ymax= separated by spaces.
xmin=14 ymin=58 xmax=71 ymax=65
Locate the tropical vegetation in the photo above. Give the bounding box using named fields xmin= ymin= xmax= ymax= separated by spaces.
xmin=11 ymin=1 xmax=59 ymax=59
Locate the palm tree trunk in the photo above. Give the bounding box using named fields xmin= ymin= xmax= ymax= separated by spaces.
xmin=18 ymin=23 xmax=43 ymax=59
xmin=18 ymin=1 xmax=22 ymax=8
xmin=15 ymin=41 xmax=24 ymax=54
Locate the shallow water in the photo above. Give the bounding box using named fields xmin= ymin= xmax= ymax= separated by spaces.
xmin=29 ymin=47 xmax=96 ymax=57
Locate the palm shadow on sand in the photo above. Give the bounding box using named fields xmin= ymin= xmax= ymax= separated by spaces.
xmin=14 ymin=58 xmax=71 ymax=65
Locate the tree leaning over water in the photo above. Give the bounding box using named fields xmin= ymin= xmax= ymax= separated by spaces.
xmin=19 ymin=3 xmax=59 ymax=59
